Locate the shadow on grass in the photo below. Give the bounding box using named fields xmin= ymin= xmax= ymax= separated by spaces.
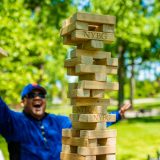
xmin=126 ymin=116 xmax=160 ymax=123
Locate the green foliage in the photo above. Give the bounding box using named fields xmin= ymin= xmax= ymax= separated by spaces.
xmin=135 ymin=80 xmax=159 ymax=98
xmin=90 ymin=0 xmax=160 ymax=104
xmin=0 ymin=0 xmax=77 ymax=104
xmin=91 ymin=0 xmax=160 ymax=54
xmin=124 ymin=80 xmax=160 ymax=99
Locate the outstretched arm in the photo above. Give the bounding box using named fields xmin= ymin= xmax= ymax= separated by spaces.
xmin=107 ymin=103 xmax=131 ymax=127
xmin=0 ymin=97 xmax=17 ymax=138
xmin=119 ymin=103 xmax=131 ymax=118
xmin=0 ymin=97 xmax=11 ymax=125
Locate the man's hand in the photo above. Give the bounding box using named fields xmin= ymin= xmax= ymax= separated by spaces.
xmin=119 ymin=103 xmax=131 ymax=118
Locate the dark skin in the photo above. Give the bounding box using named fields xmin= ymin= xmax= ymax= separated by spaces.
xmin=21 ymin=90 xmax=46 ymax=120
xmin=119 ymin=103 xmax=131 ymax=118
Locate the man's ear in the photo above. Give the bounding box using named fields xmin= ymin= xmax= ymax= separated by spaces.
xmin=21 ymin=99 xmax=25 ymax=108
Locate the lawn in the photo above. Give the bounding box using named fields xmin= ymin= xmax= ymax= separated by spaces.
xmin=114 ymin=116 xmax=160 ymax=160
xmin=0 ymin=102 xmax=160 ymax=160
xmin=0 ymin=135 xmax=9 ymax=160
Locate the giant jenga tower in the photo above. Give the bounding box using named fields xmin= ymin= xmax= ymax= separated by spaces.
xmin=60 ymin=12 xmax=119 ymax=160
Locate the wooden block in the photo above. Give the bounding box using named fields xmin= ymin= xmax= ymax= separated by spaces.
xmin=94 ymin=59 xmax=107 ymax=65
xmin=61 ymin=152 xmax=85 ymax=160
xmin=63 ymin=35 xmax=82 ymax=46
xmin=76 ymin=66 xmax=117 ymax=75
xmin=106 ymin=154 xmax=116 ymax=160
xmin=95 ymin=58 xmax=118 ymax=67
xmin=88 ymin=139 xmax=97 ymax=147
xmin=107 ymin=138 xmax=116 ymax=146
xmin=62 ymin=144 xmax=77 ymax=153
xmin=88 ymin=24 xmax=100 ymax=31
xmin=99 ymin=24 xmax=115 ymax=33
xmin=72 ymin=106 xmax=107 ymax=114
xmin=70 ymin=49 xmax=111 ymax=59
xmin=96 ymin=122 xmax=107 ymax=130
xmin=76 ymin=64 xmax=106 ymax=74
xmin=67 ymin=66 xmax=117 ymax=76
xmin=81 ymin=40 xmax=104 ymax=50
xmin=80 ymin=129 xmax=117 ymax=139
xmin=68 ymin=89 xmax=90 ymax=98
xmin=105 ymin=82 xmax=119 ymax=90
xmin=107 ymin=58 xmax=118 ymax=67
xmin=91 ymin=90 xmax=105 ymax=98
xmin=71 ymin=30 xmax=115 ymax=43
xmin=78 ymin=145 xmax=116 ymax=156
xmin=67 ymin=67 xmax=78 ymax=76
xmin=62 ymin=144 xmax=70 ymax=153
xmin=63 ymin=12 xmax=116 ymax=26
xmin=98 ymin=138 xmax=116 ymax=146
xmin=62 ymin=15 xmax=73 ymax=27
xmin=67 ymin=67 xmax=117 ymax=76
xmin=106 ymin=66 xmax=118 ymax=75
xmin=0 ymin=48 xmax=8 ymax=58
xmin=78 ymin=80 xmax=97 ymax=89
xmin=79 ymin=73 xmax=107 ymax=82
xmin=68 ymin=83 xmax=78 ymax=90
xmin=73 ymin=12 xmax=116 ymax=25
xmin=72 ymin=122 xmax=106 ymax=130
xmin=62 ymin=129 xmax=80 ymax=137
xmin=62 ymin=137 xmax=89 ymax=147
xmin=97 ymin=154 xmax=116 ymax=160
xmin=77 ymin=64 xmax=117 ymax=75
xmin=60 ymin=21 xmax=88 ymax=36
xmin=71 ymin=98 xmax=110 ymax=106
xmin=98 ymin=138 xmax=108 ymax=146
xmin=70 ymin=114 xmax=116 ymax=123
xmin=60 ymin=153 xmax=96 ymax=160
xmin=64 ymin=56 xmax=93 ymax=67
xmin=85 ymin=156 xmax=96 ymax=160
xmin=62 ymin=137 xmax=97 ymax=147
xmin=78 ymin=80 xmax=119 ymax=91
xmin=87 ymin=24 xmax=114 ymax=33
xmin=78 ymin=80 xmax=106 ymax=90
xmin=63 ymin=35 xmax=74 ymax=45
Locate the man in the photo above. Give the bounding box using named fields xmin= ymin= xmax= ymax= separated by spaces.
xmin=0 ymin=83 xmax=130 ymax=160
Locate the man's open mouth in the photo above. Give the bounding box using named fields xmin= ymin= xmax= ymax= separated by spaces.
xmin=33 ymin=104 xmax=41 ymax=108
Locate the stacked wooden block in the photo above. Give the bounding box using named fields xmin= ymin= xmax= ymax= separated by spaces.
xmin=60 ymin=12 xmax=119 ymax=160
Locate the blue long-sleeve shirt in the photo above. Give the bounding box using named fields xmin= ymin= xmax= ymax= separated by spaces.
xmin=0 ymin=97 xmax=121 ymax=160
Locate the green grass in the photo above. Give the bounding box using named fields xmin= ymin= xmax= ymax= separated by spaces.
xmin=0 ymin=135 xmax=9 ymax=160
xmin=113 ymin=116 xmax=160 ymax=160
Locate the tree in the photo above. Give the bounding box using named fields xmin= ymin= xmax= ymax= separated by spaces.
xmin=90 ymin=0 xmax=160 ymax=108
xmin=0 ymin=0 xmax=76 ymax=105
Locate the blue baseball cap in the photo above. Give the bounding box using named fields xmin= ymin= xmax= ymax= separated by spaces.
xmin=21 ymin=83 xmax=47 ymax=99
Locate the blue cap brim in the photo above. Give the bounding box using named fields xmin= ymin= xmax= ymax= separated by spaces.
xmin=21 ymin=84 xmax=47 ymax=99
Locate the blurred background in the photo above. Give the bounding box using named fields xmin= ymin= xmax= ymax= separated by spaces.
xmin=0 ymin=0 xmax=160 ymax=160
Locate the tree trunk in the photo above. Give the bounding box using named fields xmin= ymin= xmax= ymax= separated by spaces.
xmin=118 ymin=44 xmax=126 ymax=109
xmin=130 ymin=55 xmax=135 ymax=109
